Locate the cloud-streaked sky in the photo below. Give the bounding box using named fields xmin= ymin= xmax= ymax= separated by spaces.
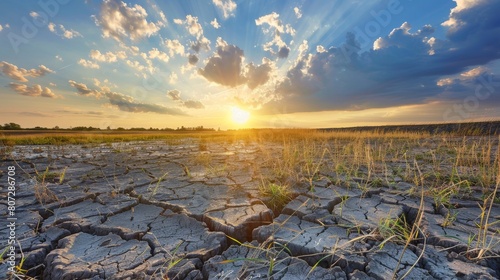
xmin=1 ymin=0 xmax=499 ymax=129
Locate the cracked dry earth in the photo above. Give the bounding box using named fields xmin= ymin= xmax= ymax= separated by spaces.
xmin=0 ymin=139 xmax=499 ymax=279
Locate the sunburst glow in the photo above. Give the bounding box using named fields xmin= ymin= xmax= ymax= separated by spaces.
xmin=231 ymin=107 xmax=251 ymax=125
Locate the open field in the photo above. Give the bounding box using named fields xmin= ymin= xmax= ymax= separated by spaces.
xmin=0 ymin=126 xmax=499 ymax=279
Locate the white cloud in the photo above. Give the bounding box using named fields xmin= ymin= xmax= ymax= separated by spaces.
xmin=148 ymin=48 xmax=169 ymax=63
xmin=211 ymin=18 xmax=221 ymax=29
xmin=175 ymin=15 xmax=211 ymax=54
xmin=0 ymin=61 xmax=54 ymax=82
xmin=256 ymin=12 xmax=284 ymax=33
xmin=55 ymin=55 xmax=63 ymax=61
xmin=29 ymin=11 xmax=39 ymax=18
xmin=9 ymin=83 xmax=56 ymax=98
xmin=461 ymin=66 xmax=487 ymax=77
xmin=93 ymin=0 xmax=161 ymax=42
xmin=93 ymin=78 xmax=116 ymax=92
xmin=255 ymin=12 xmax=295 ymax=58
xmin=294 ymin=7 xmax=302 ymax=19
xmin=213 ymin=0 xmax=237 ymax=19
xmin=164 ymin=39 xmax=185 ymax=57
xmin=89 ymin=50 xmax=118 ymax=62
xmin=373 ymin=22 xmax=434 ymax=51
xmin=78 ymin=59 xmax=100 ymax=69
xmin=437 ymin=66 xmax=488 ymax=87
xmin=186 ymin=15 xmax=203 ymax=38
xmin=173 ymin=18 xmax=183 ymax=25
xmin=191 ymin=37 xmax=211 ymax=53
xmin=0 ymin=25 xmax=3 ymax=32
xmin=150 ymin=3 xmax=167 ymax=26
xmin=298 ymin=40 xmax=309 ymax=58
xmin=47 ymin=22 xmax=82 ymax=39
xmin=169 ymin=72 xmax=178 ymax=84
xmin=442 ymin=0 xmax=487 ymax=30
xmin=48 ymin=22 xmax=55 ymax=32
xmin=126 ymin=60 xmax=144 ymax=71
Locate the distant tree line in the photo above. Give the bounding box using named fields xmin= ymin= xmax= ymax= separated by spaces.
xmin=0 ymin=123 xmax=22 ymax=130
xmin=0 ymin=122 xmax=215 ymax=131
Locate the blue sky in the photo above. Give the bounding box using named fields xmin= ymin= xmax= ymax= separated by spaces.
xmin=1 ymin=0 xmax=499 ymax=129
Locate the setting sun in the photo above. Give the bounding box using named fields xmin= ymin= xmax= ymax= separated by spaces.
xmin=231 ymin=107 xmax=251 ymax=125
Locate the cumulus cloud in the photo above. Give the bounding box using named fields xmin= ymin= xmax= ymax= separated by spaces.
xmin=258 ymin=0 xmax=500 ymax=115
xmin=437 ymin=66 xmax=489 ymax=87
xmin=9 ymin=83 xmax=56 ymax=98
xmin=256 ymin=12 xmax=284 ymax=33
xmin=198 ymin=38 xmax=273 ymax=89
xmin=93 ymin=0 xmax=161 ymax=42
xmin=373 ymin=22 xmax=434 ymax=51
xmin=213 ymin=0 xmax=237 ymax=19
xmin=191 ymin=37 xmax=211 ymax=53
xmin=47 ymin=22 xmax=82 ymax=39
xmin=246 ymin=60 xmax=273 ymax=90
xmin=442 ymin=0 xmax=487 ymax=32
xmin=93 ymin=78 xmax=116 ymax=92
xmin=0 ymin=23 xmax=9 ymax=32
xmin=0 ymin=24 xmax=3 ymax=32
xmin=211 ymin=18 xmax=221 ymax=29
xmin=169 ymin=72 xmax=178 ymax=84
xmin=185 ymin=15 xmax=203 ymax=38
xmin=440 ymin=0 xmax=500 ymax=65
xmin=69 ymin=80 xmax=186 ymax=115
xmin=125 ymin=60 xmax=150 ymax=73
xmin=164 ymin=39 xmax=185 ymax=56
xmin=255 ymin=12 xmax=295 ymax=58
xmin=175 ymin=15 xmax=211 ymax=54
xmin=78 ymin=59 xmax=100 ymax=69
xmin=89 ymin=50 xmax=118 ymax=62
xmin=198 ymin=38 xmax=245 ymax=87
xmin=294 ymin=7 xmax=302 ymax=19
xmin=148 ymin=48 xmax=169 ymax=63
xmin=0 ymin=61 xmax=54 ymax=82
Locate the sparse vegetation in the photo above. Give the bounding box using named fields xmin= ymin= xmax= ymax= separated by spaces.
xmin=2 ymin=122 xmax=499 ymax=278
xmin=34 ymin=167 xmax=59 ymax=205
xmin=259 ymin=182 xmax=293 ymax=214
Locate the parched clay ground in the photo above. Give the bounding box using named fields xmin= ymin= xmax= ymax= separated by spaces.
xmin=0 ymin=139 xmax=499 ymax=279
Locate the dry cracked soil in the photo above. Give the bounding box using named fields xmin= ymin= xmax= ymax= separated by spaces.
xmin=0 ymin=139 xmax=499 ymax=279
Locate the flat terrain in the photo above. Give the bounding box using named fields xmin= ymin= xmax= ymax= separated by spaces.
xmin=0 ymin=129 xmax=499 ymax=279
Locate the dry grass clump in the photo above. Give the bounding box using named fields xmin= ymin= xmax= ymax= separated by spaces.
xmin=258 ymin=182 xmax=293 ymax=214
xmin=33 ymin=167 xmax=60 ymax=205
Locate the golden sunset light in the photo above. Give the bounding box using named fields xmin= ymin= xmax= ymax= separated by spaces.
xmin=230 ymin=107 xmax=251 ymax=125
